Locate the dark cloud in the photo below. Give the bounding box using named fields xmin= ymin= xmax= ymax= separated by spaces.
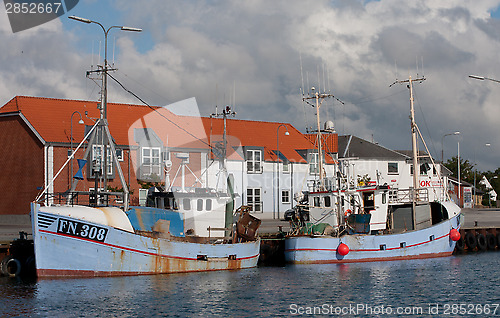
xmin=374 ymin=28 xmax=473 ymax=69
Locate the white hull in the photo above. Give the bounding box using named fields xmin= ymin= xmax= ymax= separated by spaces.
xmin=31 ymin=203 xmax=260 ymax=278
xmin=285 ymin=214 xmax=461 ymax=264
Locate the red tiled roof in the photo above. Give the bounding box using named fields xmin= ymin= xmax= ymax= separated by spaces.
xmin=203 ymin=117 xmax=315 ymax=163
xmin=305 ymin=133 xmax=339 ymax=154
xmin=0 ymin=96 xmax=327 ymax=163
xmin=0 ymin=96 xmax=157 ymax=146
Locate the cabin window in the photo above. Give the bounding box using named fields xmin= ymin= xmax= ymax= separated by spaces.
xmin=183 ymin=198 xmax=191 ymax=210
xmin=313 ymin=196 xmax=321 ymax=207
xmin=282 ymin=190 xmax=290 ymax=204
xmin=324 ymin=196 xmax=331 ymax=207
xmin=247 ymin=150 xmax=263 ymax=173
xmin=206 ymin=199 xmax=212 ymax=211
xmin=141 ymin=147 xmax=161 ymax=177
xmin=388 ymin=162 xmax=398 ymax=175
xmin=389 ymin=190 xmax=398 ymax=202
xmin=247 ymin=188 xmax=262 ymax=212
xmin=382 ymin=193 xmax=387 ymax=204
xmin=197 ymin=199 xmax=203 ymax=211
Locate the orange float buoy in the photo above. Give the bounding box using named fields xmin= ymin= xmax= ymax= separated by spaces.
xmin=449 ymin=229 xmax=460 ymax=241
xmin=337 ymin=243 xmax=349 ymax=256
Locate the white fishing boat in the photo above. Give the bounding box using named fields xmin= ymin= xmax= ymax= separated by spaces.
xmin=31 ymin=202 xmax=260 ymax=277
xmin=30 ymin=17 xmax=260 ymax=278
xmin=285 ymin=77 xmax=462 ymax=264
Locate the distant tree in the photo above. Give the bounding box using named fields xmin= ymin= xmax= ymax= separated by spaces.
xmin=444 ymin=156 xmax=475 ymax=184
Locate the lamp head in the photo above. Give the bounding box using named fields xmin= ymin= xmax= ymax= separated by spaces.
xmin=121 ymin=26 xmax=142 ymax=32
xmin=69 ymin=16 xmax=91 ymax=24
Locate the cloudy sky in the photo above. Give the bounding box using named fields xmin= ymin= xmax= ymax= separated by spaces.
xmin=1 ymin=0 xmax=500 ymax=171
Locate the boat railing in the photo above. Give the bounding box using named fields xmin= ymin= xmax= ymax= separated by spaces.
xmin=388 ymin=188 xmax=429 ymax=204
xmin=37 ymin=191 xmax=126 ymax=207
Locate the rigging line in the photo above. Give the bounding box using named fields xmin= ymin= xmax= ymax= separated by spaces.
xmin=413 ymin=88 xmax=438 ymax=159
xmin=115 ymin=70 xmax=168 ymax=102
xmin=350 ymin=89 xmax=407 ymax=105
xmin=107 ymin=72 xmax=213 ymax=149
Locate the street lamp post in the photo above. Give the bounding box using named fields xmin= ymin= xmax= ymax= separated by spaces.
xmin=69 ymin=16 xmax=141 ymax=198
xmin=70 ymin=111 xmax=85 ymax=187
xmin=441 ymin=131 xmax=460 ymax=163
xmin=276 ymin=124 xmax=289 ymax=220
xmin=473 ymin=143 xmax=491 ymax=207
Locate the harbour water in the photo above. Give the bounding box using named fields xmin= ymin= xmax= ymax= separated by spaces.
xmin=1 ymin=252 xmax=499 ymax=317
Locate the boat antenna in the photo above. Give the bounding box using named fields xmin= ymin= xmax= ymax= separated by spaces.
xmin=299 ymin=53 xmax=310 ymax=133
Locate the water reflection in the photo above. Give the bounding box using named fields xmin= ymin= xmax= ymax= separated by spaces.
xmin=1 ymin=253 xmax=499 ymax=317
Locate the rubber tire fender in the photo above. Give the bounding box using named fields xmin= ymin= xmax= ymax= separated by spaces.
xmin=476 ymin=233 xmax=487 ymax=251
xmin=1 ymin=256 xmax=21 ymax=277
xmin=455 ymin=237 xmax=465 ymax=252
xmin=486 ymin=234 xmax=497 ymax=251
xmin=464 ymin=232 xmax=477 ymax=251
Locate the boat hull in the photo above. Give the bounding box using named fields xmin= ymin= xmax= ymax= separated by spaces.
xmin=285 ymin=214 xmax=461 ymax=264
xmin=31 ymin=203 xmax=260 ymax=278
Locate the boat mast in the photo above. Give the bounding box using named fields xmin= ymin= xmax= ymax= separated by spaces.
xmin=67 ymin=17 xmax=141 ymax=210
xmin=210 ymin=105 xmax=235 ymax=189
xmin=391 ymin=75 xmax=426 ymax=206
xmin=302 ymin=87 xmax=336 ymax=191
xmin=408 ymin=76 xmax=419 ymax=198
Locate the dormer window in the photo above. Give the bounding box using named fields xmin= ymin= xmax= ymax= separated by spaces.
xmin=246 ymin=149 xmax=262 ymax=173
xmin=141 ymin=147 xmax=161 ymax=178
xmin=309 ymin=152 xmax=319 ymax=175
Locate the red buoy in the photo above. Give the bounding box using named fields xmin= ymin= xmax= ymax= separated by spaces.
xmin=337 ymin=243 xmax=349 ymax=256
xmin=449 ymin=229 xmax=460 ymax=241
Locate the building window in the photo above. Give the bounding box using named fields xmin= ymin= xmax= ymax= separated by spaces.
xmin=142 ymin=147 xmax=161 ymax=177
xmin=92 ymin=145 xmax=113 ymax=176
xmin=309 ymin=152 xmax=319 ymax=175
xmin=247 ymin=150 xmax=262 ymax=173
xmin=282 ymin=190 xmax=290 ymax=204
xmin=282 ymin=160 xmax=290 ymax=173
xmin=388 ymin=162 xmax=398 ymax=175
xmin=247 ymin=188 xmax=262 ymax=212
xmin=420 ymin=163 xmax=430 ymax=175
xmin=116 ymin=149 xmax=124 ymax=161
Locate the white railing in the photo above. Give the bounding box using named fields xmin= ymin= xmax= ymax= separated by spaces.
xmin=388 ymin=188 xmax=429 ymax=204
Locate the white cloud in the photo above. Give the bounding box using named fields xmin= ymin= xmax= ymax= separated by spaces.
xmin=2 ymin=0 xmax=500 ymax=170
